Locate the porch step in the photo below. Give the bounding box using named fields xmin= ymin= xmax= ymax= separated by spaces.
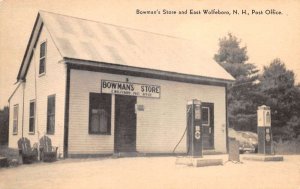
xmin=175 ymin=156 xmax=223 ymax=167
xmin=242 ymin=154 xmax=284 ymax=161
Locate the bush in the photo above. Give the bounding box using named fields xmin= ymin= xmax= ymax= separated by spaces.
xmin=0 ymin=145 xmax=19 ymax=167
xmin=0 ymin=106 xmax=9 ymax=145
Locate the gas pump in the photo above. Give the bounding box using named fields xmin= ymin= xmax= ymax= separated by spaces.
xmin=187 ymin=99 xmax=203 ymax=157
xmin=257 ymin=105 xmax=272 ymax=155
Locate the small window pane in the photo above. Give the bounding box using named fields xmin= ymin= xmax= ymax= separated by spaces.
xmin=202 ymin=107 xmax=209 ymax=125
xmin=40 ymin=42 xmax=46 ymax=57
xmin=39 ymin=41 xmax=46 ymax=74
xmin=47 ymin=96 xmax=55 ymax=114
xmin=30 ymin=102 xmax=35 ymax=116
xmin=99 ymin=109 xmax=108 ymax=133
xmin=91 ymin=109 xmax=100 ymax=133
xmin=39 ymin=58 xmax=45 ymax=74
xmin=47 ymin=115 xmax=55 ymax=134
xmin=13 ymin=105 xmax=18 ymax=134
xmin=13 ymin=120 xmax=18 ymax=133
xmin=29 ymin=118 xmax=34 ymax=132
xmin=29 ymin=101 xmax=35 ymax=133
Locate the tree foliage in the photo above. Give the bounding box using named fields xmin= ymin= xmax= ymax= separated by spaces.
xmin=214 ymin=33 xmax=249 ymax=64
xmin=215 ymin=33 xmax=300 ymax=140
xmin=214 ymin=33 xmax=260 ymax=132
xmin=259 ymin=59 xmax=300 ymax=140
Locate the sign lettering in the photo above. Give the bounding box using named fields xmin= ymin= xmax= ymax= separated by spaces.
xmin=101 ymin=80 xmax=160 ymax=98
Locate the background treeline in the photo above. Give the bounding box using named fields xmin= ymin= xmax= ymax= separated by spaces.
xmin=215 ymin=33 xmax=300 ymax=141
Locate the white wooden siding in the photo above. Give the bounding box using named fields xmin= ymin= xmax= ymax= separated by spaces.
xmin=8 ymin=26 xmax=66 ymax=157
xmin=69 ymin=69 xmax=227 ymax=155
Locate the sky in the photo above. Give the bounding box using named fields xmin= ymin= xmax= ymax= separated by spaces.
xmin=0 ymin=0 xmax=300 ymax=108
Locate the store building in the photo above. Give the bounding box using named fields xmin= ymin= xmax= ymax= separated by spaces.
xmin=8 ymin=11 xmax=234 ymax=158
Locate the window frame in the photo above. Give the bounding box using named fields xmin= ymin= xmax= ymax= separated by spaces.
xmin=29 ymin=100 xmax=35 ymax=134
xmin=13 ymin=104 xmax=19 ymax=135
xmin=89 ymin=93 xmax=112 ymax=135
xmin=47 ymin=94 xmax=55 ymax=135
xmin=39 ymin=40 xmax=47 ymax=76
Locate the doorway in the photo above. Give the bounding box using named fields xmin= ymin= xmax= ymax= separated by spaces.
xmin=114 ymin=95 xmax=137 ymax=153
xmin=202 ymin=103 xmax=214 ymax=149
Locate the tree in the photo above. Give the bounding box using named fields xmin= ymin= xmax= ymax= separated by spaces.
xmin=0 ymin=106 xmax=9 ymax=145
xmin=214 ymin=33 xmax=249 ymax=64
xmin=259 ymin=59 xmax=300 ymax=140
xmin=214 ymin=33 xmax=260 ymax=132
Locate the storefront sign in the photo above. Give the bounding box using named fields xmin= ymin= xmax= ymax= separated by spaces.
xmin=101 ymin=80 xmax=160 ymax=98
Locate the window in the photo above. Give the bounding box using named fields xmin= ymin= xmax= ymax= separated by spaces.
xmin=29 ymin=100 xmax=35 ymax=133
xmin=13 ymin=104 xmax=19 ymax=134
xmin=89 ymin=93 xmax=111 ymax=134
xmin=201 ymin=107 xmax=210 ymax=126
xmin=47 ymin=95 xmax=55 ymax=134
xmin=39 ymin=41 xmax=46 ymax=75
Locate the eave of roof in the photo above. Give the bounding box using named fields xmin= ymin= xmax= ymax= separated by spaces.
xmin=64 ymin=57 xmax=234 ymax=86
xmin=17 ymin=13 xmax=42 ymax=81
xmin=8 ymin=81 xmax=23 ymax=102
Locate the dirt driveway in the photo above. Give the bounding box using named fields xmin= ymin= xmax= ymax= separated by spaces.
xmin=0 ymin=155 xmax=299 ymax=189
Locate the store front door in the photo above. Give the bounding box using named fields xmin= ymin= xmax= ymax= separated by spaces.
xmin=202 ymin=103 xmax=214 ymax=149
xmin=114 ymin=95 xmax=137 ymax=152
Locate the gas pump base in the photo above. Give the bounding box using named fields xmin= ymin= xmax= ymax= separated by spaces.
xmin=175 ymin=156 xmax=223 ymax=167
xmin=242 ymin=154 xmax=283 ymax=162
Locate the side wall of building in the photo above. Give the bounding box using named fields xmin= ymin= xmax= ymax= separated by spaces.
xmin=68 ymin=69 xmax=227 ymax=155
xmin=9 ymin=25 xmax=66 ymax=157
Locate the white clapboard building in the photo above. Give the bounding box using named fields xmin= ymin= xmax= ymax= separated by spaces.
xmin=8 ymin=11 xmax=234 ymax=158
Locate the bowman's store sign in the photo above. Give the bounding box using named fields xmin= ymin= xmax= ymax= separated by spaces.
xmin=101 ymin=80 xmax=160 ymax=98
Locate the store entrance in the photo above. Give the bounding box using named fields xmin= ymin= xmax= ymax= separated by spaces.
xmin=202 ymin=103 xmax=214 ymax=149
xmin=114 ymin=95 xmax=137 ymax=153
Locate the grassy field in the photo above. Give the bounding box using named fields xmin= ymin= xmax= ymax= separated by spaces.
xmin=274 ymin=138 xmax=300 ymax=154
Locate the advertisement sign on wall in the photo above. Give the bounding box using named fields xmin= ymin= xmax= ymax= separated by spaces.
xmin=101 ymin=80 xmax=160 ymax=98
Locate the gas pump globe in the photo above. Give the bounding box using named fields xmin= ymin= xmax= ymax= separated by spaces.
xmin=257 ymin=105 xmax=272 ymax=155
xmin=187 ymin=99 xmax=203 ymax=157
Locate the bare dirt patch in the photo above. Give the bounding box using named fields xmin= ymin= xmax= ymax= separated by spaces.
xmin=0 ymin=155 xmax=299 ymax=189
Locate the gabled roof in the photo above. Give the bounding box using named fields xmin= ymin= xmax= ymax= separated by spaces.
xmin=17 ymin=11 xmax=234 ymax=83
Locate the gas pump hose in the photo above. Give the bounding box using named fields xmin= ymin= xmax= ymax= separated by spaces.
xmin=172 ymin=125 xmax=188 ymax=153
xmin=173 ymin=106 xmax=192 ymax=154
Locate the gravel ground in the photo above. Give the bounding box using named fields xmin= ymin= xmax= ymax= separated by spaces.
xmin=0 ymin=155 xmax=299 ymax=189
